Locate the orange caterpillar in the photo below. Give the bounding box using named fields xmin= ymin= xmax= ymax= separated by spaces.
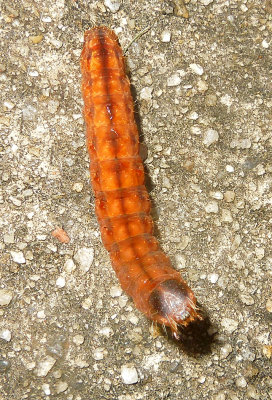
xmin=80 ymin=27 xmax=200 ymax=338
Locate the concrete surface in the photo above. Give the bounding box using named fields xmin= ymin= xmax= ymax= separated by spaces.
xmin=0 ymin=0 xmax=272 ymax=399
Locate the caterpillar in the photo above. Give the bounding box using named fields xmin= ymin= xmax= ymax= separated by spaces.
xmin=80 ymin=26 xmax=200 ymax=339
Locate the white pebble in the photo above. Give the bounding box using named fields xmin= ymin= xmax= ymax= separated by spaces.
xmin=121 ymin=365 xmax=139 ymax=384
xmin=140 ymin=87 xmax=153 ymax=101
xmin=188 ymin=111 xmax=199 ymax=120
xmin=220 ymin=343 xmax=232 ymax=359
xmin=37 ymin=310 xmax=46 ymax=319
xmin=221 ymin=318 xmax=239 ymax=333
xmin=41 ymin=15 xmax=52 ymax=23
xmin=261 ymin=39 xmax=269 ymax=49
xmin=210 ymin=191 xmax=223 ymax=200
xmin=0 ymin=329 xmax=12 ymax=341
xmin=110 ymin=286 xmax=122 ymax=298
xmin=72 ymin=182 xmax=83 ymax=192
xmin=255 ymin=247 xmax=264 ymax=260
xmin=42 ymin=383 xmax=51 ymax=396
xmin=203 ymin=128 xmax=219 ymax=146
xmin=0 ymin=289 xmax=13 ymax=306
xmin=191 ymin=126 xmax=202 ymax=135
xmin=104 ymin=0 xmax=121 ymax=13
xmin=161 ymin=30 xmax=171 ymax=43
xmin=10 ymin=251 xmax=25 ymax=264
xmin=28 ymin=70 xmax=39 ymax=77
xmin=226 ymin=165 xmax=234 ymax=172
xmin=240 ymin=293 xmax=254 ymax=305
xmin=209 ymin=273 xmax=219 ymax=283
xmin=56 ymin=381 xmax=68 ymax=394
xmin=35 ymin=356 xmax=56 ymax=377
xmin=93 ymin=348 xmax=104 ymax=361
xmin=220 ymin=94 xmax=233 ymax=107
xmin=189 ymin=63 xmax=204 ymax=75
xmin=167 ymin=74 xmax=181 ymax=87
xmin=221 ymin=209 xmax=233 ymax=223
xmin=200 ymin=0 xmax=213 ymax=4
xmin=236 ymin=376 xmax=247 ymax=388
xmin=205 ymin=201 xmax=219 ymax=213
xmin=3 ymin=100 xmax=15 ymax=110
xmin=56 ymin=276 xmax=66 ymax=288
xmin=74 ymin=247 xmax=94 ymax=273
xmin=81 ymin=296 xmax=92 ymax=310
xmin=64 ymin=258 xmax=76 ymax=273
xmin=73 ymin=334 xmax=85 ymax=345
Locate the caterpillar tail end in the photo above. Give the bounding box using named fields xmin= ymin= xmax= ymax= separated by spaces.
xmin=149 ymin=279 xmax=202 ymax=340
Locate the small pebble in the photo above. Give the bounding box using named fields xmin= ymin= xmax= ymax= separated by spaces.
xmin=220 ymin=94 xmax=233 ymax=107
xmin=3 ymin=100 xmax=15 ymax=110
xmin=140 ymin=87 xmax=153 ymax=101
xmin=263 ymin=345 xmax=272 ymax=359
xmin=42 ymin=384 xmax=51 ymax=396
xmin=203 ymin=128 xmax=219 ymax=146
xmin=81 ymin=296 xmax=92 ymax=310
xmin=73 ymin=334 xmax=85 ymax=345
xmin=261 ymin=39 xmax=269 ymax=49
xmin=240 ymin=293 xmax=254 ymax=305
xmin=72 ymin=182 xmax=83 ymax=192
xmin=3 ymin=233 xmax=14 ymax=244
xmin=0 ymin=289 xmax=13 ymax=306
xmin=64 ymin=258 xmax=76 ymax=273
xmin=0 ymin=359 xmax=11 ymax=372
xmin=224 ymin=191 xmax=235 ymax=202
xmin=93 ymin=348 xmax=104 ymax=361
xmin=104 ymin=0 xmax=121 ymax=13
xmin=55 ymin=381 xmax=68 ymax=394
xmin=210 ymin=191 xmax=223 ymax=200
xmin=247 ymin=385 xmax=259 ymax=400
xmin=266 ymin=298 xmax=272 ymax=313
xmin=197 ymin=79 xmax=208 ymax=92
xmin=205 ymin=201 xmax=219 ymax=214
xmin=236 ymin=376 xmax=247 ymax=388
xmin=110 ymin=286 xmax=122 ymax=298
xmin=52 ymin=227 xmax=70 ymax=244
xmin=0 ymin=329 xmax=12 ymax=341
xmin=167 ymin=74 xmax=181 ymax=87
xmin=226 ymin=165 xmax=234 ymax=173
xmin=29 ymin=35 xmax=43 ymax=44
xmin=191 ymin=126 xmax=202 ymax=135
xmin=189 ymin=63 xmax=204 ymax=75
xmin=121 ymin=365 xmax=139 ymax=384
xmin=200 ymin=0 xmax=213 ymax=4
xmin=41 ymin=15 xmax=52 ymax=23
xmin=37 ymin=310 xmax=46 ymax=319
xmin=221 ymin=209 xmax=233 ymax=223
xmin=205 ymin=94 xmax=217 ymax=106
xmin=209 ymin=273 xmax=219 ymax=283
xmin=35 ymin=356 xmax=56 ymax=377
xmin=161 ymin=30 xmax=171 ymax=43
xmin=220 ymin=343 xmax=232 ymax=359
xmin=74 ymin=247 xmax=94 ymax=273
xmin=255 ymin=247 xmax=264 ymax=260
xmin=188 ymin=111 xmax=199 ymax=120
xmin=56 ymin=276 xmax=66 ymax=288
xmin=221 ymin=318 xmax=239 ymax=333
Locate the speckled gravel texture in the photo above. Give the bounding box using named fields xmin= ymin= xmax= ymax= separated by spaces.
xmin=0 ymin=0 xmax=272 ymax=399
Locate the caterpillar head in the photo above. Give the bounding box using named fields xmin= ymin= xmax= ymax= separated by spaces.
xmin=149 ymin=279 xmax=201 ymax=339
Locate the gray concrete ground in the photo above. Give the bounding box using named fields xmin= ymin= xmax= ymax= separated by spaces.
xmin=0 ymin=0 xmax=271 ymax=399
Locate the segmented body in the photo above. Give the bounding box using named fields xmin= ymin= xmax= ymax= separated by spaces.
xmin=80 ymin=27 xmax=199 ymax=337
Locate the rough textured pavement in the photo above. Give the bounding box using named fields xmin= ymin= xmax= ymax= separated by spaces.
xmin=0 ymin=0 xmax=272 ymax=399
